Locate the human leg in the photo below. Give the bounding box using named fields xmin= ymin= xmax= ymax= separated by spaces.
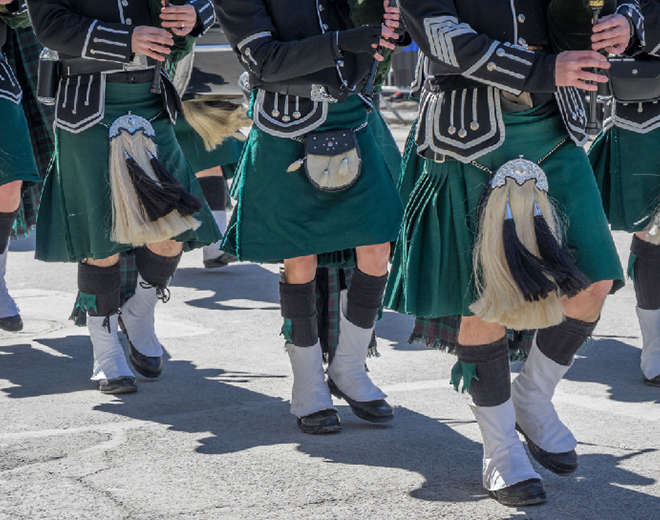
xmin=456 ymin=316 xmax=545 ymax=507
xmin=0 ymin=181 xmax=22 ymax=330
xmin=282 ymin=255 xmax=339 ymax=434
xmin=197 ymin=167 xmax=235 ymax=268
xmin=119 ymin=241 xmax=183 ymax=378
xmin=327 ymin=243 xmax=394 ymax=423
xmin=512 ymin=280 xmax=611 ymax=475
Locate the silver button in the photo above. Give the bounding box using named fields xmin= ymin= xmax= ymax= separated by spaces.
xmin=487 ymin=62 xmax=496 ymax=72
xmin=337 ymin=60 xmax=344 ymax=67
xmin=517 ymin=37 xmax=526 ymax=46
xmin=126 ymin=18 xmax=132 ymax=25
xmin=496 ymin=48 xmax=505 ymax=57
xmin=448 ymin=126 xmax=456 ymax=135
xmin=293 ymin=111 xmax=301 ymax=119
xmin=518 ymin=14 xmax=525 ymax=23
xmin=458 ymin=129 xmax=467 ymax=138
xmin=90 ymin=49 xmax=96 ymax=54
xmin=470 ymin=121 xmax=480 ymax=131
xmin=282 ymin=115 xmax=291 ymax=123
xmin=245 ymin=48 xmax=251 ymax=56
xmin=272 ymin=110 xmax=280 ymax=118
xmin=319 ymin=4 xmax=324 ymax=11
xmin=632 ymin=69 xmax=638 ymax=75
xmin=93 ymin=38 xmax=98 ymax=43
xmin=122 ymin=0 xmax=128 ymax=6
xmin=323 ymin=24 xmax=329 ymax=31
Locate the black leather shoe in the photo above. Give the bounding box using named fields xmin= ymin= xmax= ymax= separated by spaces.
xmin=119 ymin=317 xmax=162 ymax=378
xmin=488 ymin=478 xmax=547 ymax=507
xmin=644 ymin=374 xmax=660 ymax=387
xmin=0 ymin=314 xmax=22 ymax=332
xmin=516 ymin=424 xmax=578 ymax=475
xmin=204 ymin=253 xmax=237 ymax=268
xmin=327 ymin=378 xmax=394 ymax=424
xmin=297 ymin=409 xmax=341 ymax=434
xmin=98 ymin=377 xmax=137 ymax=395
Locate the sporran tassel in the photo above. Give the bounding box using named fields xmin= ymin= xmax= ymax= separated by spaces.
xmin=148 ymin=152 xmax=203 ymax=216
xmin=108 ymin=114 xmax=201 ymax=246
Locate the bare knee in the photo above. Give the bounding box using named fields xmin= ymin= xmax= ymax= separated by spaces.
xmin=283 ymin=255 xmax=318 ymax=284
xmin=0 ymin=181 xmax=22 ymax=213
xmin=147 ymin=240 xmax=183 ymax=258
xmin=356 ymin=243 xmax=390 ymax=277
xmin=85 ymin=254 xmax=120 ymax=267
xmin=457 ymin=315 xmax=506 ymax=346
xmin=195 ymin=166 xmax=224 ymax=179
xmin=563 ymin=279 xmax=613 ymax=321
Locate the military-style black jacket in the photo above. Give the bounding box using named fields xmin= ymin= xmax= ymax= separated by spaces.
xmin=28 ymin=0 xmax=216 ymax=132
xmin=0 ymin=0 xmax=28 ymax=105
xmin=609 ymin=0 xmax=660 ymax=132
xmin=215 ymin=0 xmax=379 ymax=137
xmin=400 ymin=0 xmax=643 ymax=162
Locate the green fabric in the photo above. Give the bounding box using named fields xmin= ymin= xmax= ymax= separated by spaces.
xmin=628 ymin=252 xmax=636 ymax=281
xmin=0 ymin=7 xmax=31 ymax=29
xmin=174 ymin=115 xmax=244 ymax=174
xmin=385 ymin=107 xmax=625 ymax=319
xmin=222 ymin=96 xmax=403 ymax=264
xmin=368 ymin=109 xmax=401 ymax=181
xmin=450 ymin=361 xmax=478 ymax=394
xmin=589 ymin=126 xmax=660 ymax=233
xmin=0 ymin=97 xmax=41 ymax=187
xmin=35 ymin=81 xmax=221 ymax=263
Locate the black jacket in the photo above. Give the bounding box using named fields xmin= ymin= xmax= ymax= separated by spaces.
xmin=400 ymin=0 xmax=643 ymax=162
xmin=28 ymin=0 xmax=216 ymax=132
xmin=0 ymin=0 xmax=27 ymax=105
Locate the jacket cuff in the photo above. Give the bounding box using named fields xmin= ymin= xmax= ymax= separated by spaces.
xmin=188 ymin=0 xmax=215 ymax=36
xmin=523 ymin=53 xmax=557 ymax=93
xmin=82 ymin=20 xmax=133 ymax=63
xmin=617 ymin=3 xmax=645 ymax=51
xmin=462 ymin=42 xmax=536 ymax=95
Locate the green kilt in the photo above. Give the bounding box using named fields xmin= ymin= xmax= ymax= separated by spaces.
xmin=0 ymin=97 xmax=41 ymax=188
xmin=385 ymin=106 xmax=624 ymax=319
xmin=35 ymin=82 xmax=221 ymax=263
xmin=589 ymin=126 xmax=660 ymax=232
xmin=368 ymin=108 xmax=401 ymax=181
xmin=174 ymin=115 xmax=244 ymax=177
xmin=222 ymin=96 xmax=404 ymax=264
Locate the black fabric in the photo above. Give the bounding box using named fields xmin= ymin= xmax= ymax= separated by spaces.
xmin=346 ymin=268 xmax=387 ymax=329
xmin=455 ymin=337 xmax=510 ymax=407
xmin=631 ymin=235 xmax=660 ymax=310
xmin=134 ymin=246 xmax=182 ymax=288
xmin=0 ymin=209 xmax=18 ymax=253
xmin=78 ymin=261 xmax=120 ymax=316
xmin=537 ymin=316 xmax=598 ymax=366
xmin=198 ymin=176 xmax=227 ymax=211
xmin=337 ymin=25 xmax=382 ymax=56
xmin=280 ymin=280 xmax=318 ymax=348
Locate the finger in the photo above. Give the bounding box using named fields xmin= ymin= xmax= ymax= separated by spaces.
xmin=578 ymin=71 xmax=609 ymax=83
xmin=381 ymin=26 xmax=397 ymax=39
xmin=574 ymin=79 xmax=598 ymax=92
xmin=379 ymin=38 xmax=395 ymax=50
xmin=143 ymin=27 xmax=173 ymax=39
xmin=146 ymin=34 xmax=174 ymax=46
xmin=383 ymin=7 xmax=400 ymax=14
xmin=146 ymin=43 xmax=171 ymax=55
xmin=593 ymin=15 xmax=621 ymax=32
xmin=374 ymin=52 xmax=384 ymax=62
xmin=605 ymin=44 xmax=627 ymax=55
xmin=171 ymin=27 xmax=192 ymax=36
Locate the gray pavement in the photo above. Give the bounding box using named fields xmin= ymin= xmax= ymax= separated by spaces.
xmin=0 ymin=121 xmax=659 ymax=519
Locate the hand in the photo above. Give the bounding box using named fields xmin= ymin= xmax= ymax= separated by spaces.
xmin=131 ymin=26 xmax=174 ymax=62
xmin=0 ymin=0 xmax=15 ymax=5
xmin=592 ymin=14 xmax=631 ymax=55
xmin=555 ymin=51 xmax=610 ymax=91
xmin=382 ymin=1 xmax=404 ymax=37
xmin=337 ymin=25 xmax=396 ymax=62
xmin=160 ymin=2 xmax=197 ymax=36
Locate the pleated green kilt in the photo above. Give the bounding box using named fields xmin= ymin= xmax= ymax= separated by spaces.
xmin=368 ymin=109 xmax=401 ymax=181
xmin=589 ymin=126 xmax=660 ymax=232
xmin=0 ymin=97 xmax=41 ymax=187
xmin=385 ymin=106 xmax=624 ymax=319
xmin=35 ymin=82 xmax=221 ymax=263
xmin=222 ymin=96 xmax=404 ymax=265
xmin=174 ymin=115 xmax=244 ymax=177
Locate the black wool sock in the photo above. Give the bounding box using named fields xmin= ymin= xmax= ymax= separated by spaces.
xmin=631 ymin=235 xmax=660 ymax=310
xmin=77 ymin=262 xmax=121 ymax=316
xmin=455 ymin=337 xmax=511 ymax=407
xmin=197 ymin=176 xmax=227 ymax=211
xmin=346 ymin=268 xmax=387 ymax=329
xmin=280 ymin=280 xmax=318 ymax=347
xmin=0 ymin=209 xmax=19 ymax=253
xmin=536 ymin=316 xmax=598 ymax=366
xmin=134 ymin=246 xmax=182 ymax=288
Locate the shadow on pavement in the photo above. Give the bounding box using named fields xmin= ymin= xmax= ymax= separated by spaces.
xmin=170 ymin=263 xmax=280 ymax=311
xmin=564 ymin=337 xmax=660 ymax=405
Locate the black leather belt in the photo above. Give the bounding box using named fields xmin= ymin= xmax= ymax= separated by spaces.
xmin=106 ymin=69 xmax=155 ymax=84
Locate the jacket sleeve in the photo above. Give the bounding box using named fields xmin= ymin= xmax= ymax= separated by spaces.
xmin=215 ymin=0 xmax=338 ymax=83
xmin=28 ymin=0 xmax=134 ymax=63
xmin=635 ymin=0 xmax=660 ymax=56
xmin=398 ymin=0 xmax=556 ymax=94
xmin=187 ymin=0 xmax=216 ymax=36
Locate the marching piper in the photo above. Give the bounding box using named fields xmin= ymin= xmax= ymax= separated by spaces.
xmin=28 ymin=0 xmax=221 ymax=394
xmin=385 ymin=0 xmax=637 ymax=506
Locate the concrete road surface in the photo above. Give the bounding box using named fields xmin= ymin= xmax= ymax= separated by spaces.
xmin=0 ymin=120 xmax=658 ymax=519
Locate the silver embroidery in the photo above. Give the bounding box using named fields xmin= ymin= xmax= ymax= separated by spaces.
xmin=423 ymin=15 xmax=476 ymax=68
xmin=311 ymin=84 xmax=338 ymax=103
